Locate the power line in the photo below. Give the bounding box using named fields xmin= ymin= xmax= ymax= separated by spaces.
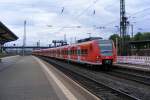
xmin=102 ymin=7 xmax=150 ymax=29
xmin=75 ymin=0 xmax=99 ymax=19
xmin=54 ymin=0 xmax=100 ymax=33
xmin=128 ymin=7 xmax=150 ymax=18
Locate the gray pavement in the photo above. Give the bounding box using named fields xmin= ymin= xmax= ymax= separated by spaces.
xmin=0 ymin=56 xmax=59 ymax=100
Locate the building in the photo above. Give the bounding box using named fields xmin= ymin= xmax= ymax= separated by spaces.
xmin=129 ymin=40 xmax=150 ymax=56
xmin=0 ymin=21 xmax=18 ymax=55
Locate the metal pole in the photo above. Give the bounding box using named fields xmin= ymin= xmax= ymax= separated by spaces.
xmin=23 ymin=20 xmax=26 ymax=56
xmin=74 ymin=37 xmax=76 ymax=43
xmin=131 ymin=24 xmax=134 ymax=38
xmin=116 ymin=38 xmax=118 ymax=56
xmin=120 ymin=0 xmax=127 ymax=56
xmin=64 ymin=34 xmax=66 ymax=42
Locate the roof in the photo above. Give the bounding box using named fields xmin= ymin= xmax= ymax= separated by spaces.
xmin=77 ymin=37 xmax=102 ymax=43
xmin=0 ymin=21 xmax=18 ymax=44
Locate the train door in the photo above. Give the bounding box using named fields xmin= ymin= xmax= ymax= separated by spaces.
xmin=60 ymin=49 xmax=62 ymax=58
xmin=77 ymin=46 xmax=81 ymax=62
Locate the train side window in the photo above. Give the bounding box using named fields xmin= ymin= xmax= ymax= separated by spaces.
xmin=65 ymin=50 xmax=67 ymax=55
xmin=85 ymin=49 xmax=88 ymax=55
xmin=72 ymin=50 xmax=73 ymax=55
xmin=73 ymin=50 xmax=75 ymax=54
xmin=70 ymin=50 xmax=72 ymax=55
xmin=81 ymin=49 xmax=83 ymax=55
xmin=77 ymin=50 xmax=81 ymax=55
xmin=68 ymin=50 xmax=70 ymax=55
xmin=75 ymin=49 xmax=77 ymax=55
xmin=67 ymin=49 xmax=69 ymax=55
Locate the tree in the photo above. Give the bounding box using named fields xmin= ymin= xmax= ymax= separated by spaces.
xmin=133 ymin=32 xmax=143 ymax=41
xmin=143 ymin=32 xmax=150 ymax=40
xmin=109 ymin=34 xmax=120 ymax=42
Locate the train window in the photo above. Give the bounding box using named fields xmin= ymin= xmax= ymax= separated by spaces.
xmin=80 ymin=49 xmax=88 ymax=55
xmin=65 ymin=50 xmax=67 ymax=55
xmin=85 ymin=49 xmax=88 ymax=55
xmin=70 ymin=50 xmax=72 ymax=55
xmin=75 ymin=50 xmax=77 ymax=54
xmin=66 ymin=50 xmax=68 ymax=55
xmin=70 ymin=50 xmax=71 ymax=55
xmin=68 ymin=50 xmax=70 ymax=55
xmin=77 ymin=50 xmax=81 ymax=55
xmin=81 ymin=49 xmax=83 ymax=55
xmin=72 ymin=50 xmax=73 ymax=55
xmin=99 ymin=40 xmax=113 ymax=56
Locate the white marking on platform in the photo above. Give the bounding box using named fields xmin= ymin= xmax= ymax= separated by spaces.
xmin=34 ymin=56 xmax=77 ymax=100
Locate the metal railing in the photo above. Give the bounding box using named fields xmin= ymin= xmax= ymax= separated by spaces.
xmin=117 ymin=56 xmax=150 ymax=66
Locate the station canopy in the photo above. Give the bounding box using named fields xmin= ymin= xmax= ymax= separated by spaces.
xmin=0 ymin=21 xmax=18 ymax=44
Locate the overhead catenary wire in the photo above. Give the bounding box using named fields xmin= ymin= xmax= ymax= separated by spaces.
xmin=54 ymin=0 xmax=100 ymax=33
xmin=99 ymin=6 xmax=150 ymax=32
xmin=55 ymin=0 xmax=120 ymax=34
xmin=128 ymin=7 xmax=150 ymax=19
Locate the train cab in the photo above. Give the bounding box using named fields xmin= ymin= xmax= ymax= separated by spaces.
xmin=96 ymin=40 xmax=116 ymax=65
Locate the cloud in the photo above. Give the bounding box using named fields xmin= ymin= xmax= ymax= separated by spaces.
xmin=1 ymin=0 xmax=150 ymax=46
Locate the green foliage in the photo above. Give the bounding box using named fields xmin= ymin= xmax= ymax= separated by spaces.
xmin=109 ymin=32 xmax=150 ymax=42
xmin=109 ymin=34 xmax=120 ymax=43
xmin=133 ymin=32 xmax=143 ymax=41
xmin=109 ymin=32 xmax=150 ymax=56
xmin=142 ymin=32 xmax=150 ymax=40
xmin=133 ymin=32 xmax=150 ymax=41
xmin=109 ymin=34 xmax=120 ymax=40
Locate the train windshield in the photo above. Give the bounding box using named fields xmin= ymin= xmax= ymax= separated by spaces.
xmin=98 ymin=40 xmax=113 ymax=56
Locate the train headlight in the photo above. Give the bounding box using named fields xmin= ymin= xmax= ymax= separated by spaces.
xmin=96 ymin=56 xmax=99 ymax=59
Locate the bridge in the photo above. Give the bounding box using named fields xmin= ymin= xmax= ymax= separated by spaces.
xmin=2 ymin=46 xmax=50 ymax=49
xmin=2 ymin=46 xmax=50 ymax=55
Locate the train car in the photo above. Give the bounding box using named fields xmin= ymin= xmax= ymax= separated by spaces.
xmin=33 ymin=38 xmax=117 ymax=68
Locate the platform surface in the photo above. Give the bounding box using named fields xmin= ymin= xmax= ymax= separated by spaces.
xmin=0 ymin=56 xmax=99 ymax=100
xmin=0 ymin=56 xmax=60 ymax=100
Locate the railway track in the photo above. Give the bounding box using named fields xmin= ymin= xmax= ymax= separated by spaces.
xmin=41 ymin=57 xmax=140 ymax=100
xmin=107 ymin=69 xmax=150 ymax=86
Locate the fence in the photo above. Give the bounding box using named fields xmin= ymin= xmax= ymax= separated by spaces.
xmin=117 ymin=56 xmax=150 ymax=66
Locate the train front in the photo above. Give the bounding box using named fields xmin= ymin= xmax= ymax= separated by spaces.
xmin=97 ymin=40 xmax=116 ymax=65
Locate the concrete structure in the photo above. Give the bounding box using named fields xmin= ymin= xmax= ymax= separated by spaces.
xmin=0 ymin=56 xmax=99 ymax=100
xmin=2 ymin=46 xmax=49 ymax=55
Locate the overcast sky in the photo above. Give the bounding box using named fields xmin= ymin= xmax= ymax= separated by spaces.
xmin=1 ymin=0 xmax=150 ymax=46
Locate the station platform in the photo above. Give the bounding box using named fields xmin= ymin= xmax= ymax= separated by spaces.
xmin=0 ymin=56 xmax=99 ymax=100
xmin=115 ymin=63 xmax=150 ymax=72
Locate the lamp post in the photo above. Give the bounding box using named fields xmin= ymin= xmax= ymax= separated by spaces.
xmin=23 ymin=20 xmax=26 ymax=56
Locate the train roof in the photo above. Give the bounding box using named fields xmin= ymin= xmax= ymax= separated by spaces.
xmin=77 ymin=37 xmax=102 ymax=43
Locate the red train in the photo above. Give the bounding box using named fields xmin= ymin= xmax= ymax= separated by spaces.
xmin=33 ymin=39 xmax=117 ymax=67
